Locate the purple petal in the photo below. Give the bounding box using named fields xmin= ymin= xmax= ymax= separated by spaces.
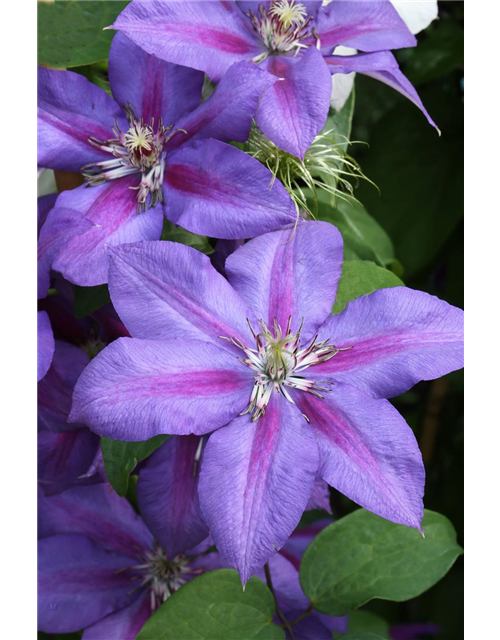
xmin=82 ymin=591 xmax=151 ymax=640
xmin=37 ymin=311 xmax=54 ymax=382
xmin=325 ymin=50 xmax=438 ymax=129
xmin=70 ymin=337 xmax=252 ymax=440
xmin=38 ymin=341 xmax=90 ymax=433
xmin=256 ymin=47 xmax=331 ymax=159
xmin=255 ymin=553 xmax=310 ymax=613
xmin=51 ymin=179 xmax=164 ymax=286
xmin=108 ymin=32 xmax=204 ymax=124
xmin=38 ymin=67 xmax=123 ymax=171
xmin=237 ymin=1 xmax=322 ymax=17
xmin=38 ymin=429 xmax=101 ymax=496
xmin=313 ymin=287 xmax=464 ymax=399
xmin=108 ymin=241 xmax=251 ymax=346
xmin=305 ymin=478 xmax=332 ymax=513
xmin=38 ymin=206 xmax=94 ymax=299
xmin=38 ymin=192 xmax=58 ymax=236
xmin=112 ymin=0 xmax=263 ymax=82
xmin=296 ymin=382 xmax=425 ymax=529
xmin=38 ymin=534 xmax=138 ymax=634
xmin=164 ymin=138 xmax=296 ymax=238
xmin=315 ymin=0 xmax=416 ymax=52
xmin=226 ymin=220 xmax=343 ymax=343
xmin=38 ymin=484 xmax=153 ymax=556
xmin=171 ymin=61 xmax=276 ymax=149
xmin=211 ymin=239 xmax=245 ymax=277
xmin=137 ymin=436 xmax=209 ymax=558
xmin=291 ymin=611 xmax=343 ymax=640
xmin=199 ymin=395 xmax=318 ymax=582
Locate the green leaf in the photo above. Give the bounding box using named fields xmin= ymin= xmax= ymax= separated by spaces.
xmin=404 ymin=21 xmax=464 ymax=86
xmin=74 ymin=284 xmax=111 ymax=318
xmin=313 ymin=194 xmax=395 ymax=266
xmin=299 ymin=509 xmax=463 ymax=616
xmin=136 ymin=569 xmax=285 ymax=640
xmin=101 ymin=435 xmax=169 ymax=496
xmin=332 ymin=261 xmax=404 ymax=314
xmin=346 ymin=612 xmax=390 ymax=638
xmin=355 ymin=86 xmax=463 ymax=278
xmin=161 ymin=220 xmax=214 ymax=255
xmin=38 ymin=1 xmax=128 ymax=69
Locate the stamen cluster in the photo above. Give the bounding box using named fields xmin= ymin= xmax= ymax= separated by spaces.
xmin=248 ymin=0 xmax=312 ymax=63
xmin=82 ymin=104 xmax=186 ymax=212
xmin=223 ymin=318 xmax=349 ymax=421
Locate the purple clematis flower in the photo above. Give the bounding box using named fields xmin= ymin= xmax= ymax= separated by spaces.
xmin=70 ymin=221 xmax=464 ymax=582
xmin=38 ymin=339 xmax=103 ymax=495
xmin=38 ymin=33 xmax=296 ymax=286
xmin=112 ymin=0 xmax=438 ymax=160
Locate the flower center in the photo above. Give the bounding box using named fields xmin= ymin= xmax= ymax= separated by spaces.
xmin=82 ymin=104 xmax=186 ymax=212
xmin=222 ymin=318 xmax=351 ymax=421
xmin=123 ymin=545 xmax=197 ymax=610
xmin=248 ymin=0 xmax=312 ymax=62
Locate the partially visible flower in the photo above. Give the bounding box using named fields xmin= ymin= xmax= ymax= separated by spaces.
xmin=37 ymin=311 xmax=54 ymax=382
xmin=112 ymin=0 xmax=438 ymax=161
xmin=38 ymin=33 xmax=296 ymax=286
xmin=71 ymin=221 xmax=464 ymax=582
xmin=38 ymin=340 xmax=103 ymax=495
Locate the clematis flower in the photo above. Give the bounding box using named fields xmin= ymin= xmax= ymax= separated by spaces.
xmin=38 ymin=339 xmax=102 ymax=495
xmin=112 ymin=0 xmax=438 ymax=160
xmin=71 ymin=221 xmax=464 ymax=582
xmin=38 ymin=33 xmax=296 ymax=286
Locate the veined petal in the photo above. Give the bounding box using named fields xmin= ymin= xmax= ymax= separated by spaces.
xmin=199 ymin=395 xmax=318 ymax=583
xmin=137 ymin=436 xmax=209 ymax=559
xmin=38 ymin=484 xmax=153 ymax=556
xmin=108 ymin=241 xmax=251 ymax=346
xmin=38 ymin=429 xmax=101 ymax=496
xmin=38 ymin=534 xmax=137 ymax=634
xmin=38 ymin=341 xmax=90 ymax=433
xmin=297 ymin=382 xmax=425 ymax=529
xmin=313 ymin=287 xmax=464 ymax=398
xmin=111 ymin=0 xmax=264 ymax=82
xmin=38 ymin=67 xmax=123 ymax=171
xmin=82 ymin=591 xmax=151 ymax=640
xmin=70 ymin=337 xmax=252 ymax=440
xmin=108 ymin=32 xmax=204 ymax=124
xmin=170 ymin=61 xmax=276 ymax=150
xmin=315 ymin=0 xmax=416 ymax=53
xmin=226 ymin=220 xmax=343 ymax=343
xmin=51 ymin=179 xmax=164 ymax=287
xmin=37 ymin=311 xmax=54 ymax=382
xmin=325 ymin=50 xmax=438 ymax=129
xmin=163 ymin=139 xmax=296 ymax=238
xmin=256 ymin=47 xmax=332 ymax=159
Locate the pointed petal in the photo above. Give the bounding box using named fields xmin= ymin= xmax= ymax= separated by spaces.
xmin=51 ymin=179 xmax=164 ymax=286
xmin=111 ymin=0 xmax=263 ymax=82
xmin=315 ymin=0 xmax=416 ymax=52
xmin=38 ymin=429 xmax=101 ymax=496
xmin=171 ymin=61 xmax=276 ymax=150
xmin=256 ymin=48 xmax=331 ymax=159
xmin=38 ymin=206 xmax=94 ymax=299
xmin=164 ymin=139 xmax=296 ymax=238
xmin=38 ymin=484 xmax=153 ymax=556
xmin=226 ymin=220 xmax=343 ymax=342
xmin=108 ymin=32 xmax=204 ymax=123
xmin=37 ymin=311 xmax=54 ymax=382
xmin=82 ymin=591 xmax=151 ymax=640
xmin=38 ymin=534 xmax=138 ymax=634
xmin=325 ymin=50 xmax=438 ymax=130
xmin=38 ymin=341 xmax=90 ymax=433
xmin=297 ymin=382 xmax=425 ymax=529
xmin=70 ymin=337 xmax=252 ymax=440
xmin=313 ymin=287 xmax=464 ymax=398
xmin=38 ymin=67 xmax=123 ymax=171
xmin=199 ymin=395 xmax=318 ymax=582
xmin=108 ymin=241 xmax=251 ymax=346
xmin=137 ymin=436 xmax=209 ymax=558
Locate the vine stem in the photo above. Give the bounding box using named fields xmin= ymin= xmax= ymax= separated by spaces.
xmin=264 ymin=563 xmax=296 ymax=640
